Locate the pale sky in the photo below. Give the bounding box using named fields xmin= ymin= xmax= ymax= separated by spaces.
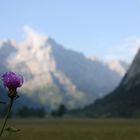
xmin=0 ymin=0 xmax=140 ymax=62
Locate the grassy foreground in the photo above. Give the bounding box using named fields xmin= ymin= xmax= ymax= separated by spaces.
xmin=0 ymin=119 xmax=140 ymax=140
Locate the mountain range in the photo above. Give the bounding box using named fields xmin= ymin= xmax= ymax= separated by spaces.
xmin=78 ymin=48 xmax=140 ymax=118
xmin=0 ymin=28 xmax=128 ymax=110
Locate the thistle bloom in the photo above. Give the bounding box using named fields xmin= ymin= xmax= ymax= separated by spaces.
xmin=0 ymin=72 xmax=23 ymax=137
xmin=1 ymin=72 xmax=23 ymax=98
xmin=1 ymin=72 xmax=23 ymax=90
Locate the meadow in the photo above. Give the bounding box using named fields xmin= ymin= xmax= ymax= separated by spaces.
xmin=0 ymin=119 xmax=140 ymax=140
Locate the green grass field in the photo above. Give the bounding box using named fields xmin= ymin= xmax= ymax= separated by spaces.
xmin=0 ymin=119 xmax=140 ymax=140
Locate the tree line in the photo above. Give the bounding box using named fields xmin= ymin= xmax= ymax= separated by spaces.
xmin=0 ymin=104 xmax=67 ymax=118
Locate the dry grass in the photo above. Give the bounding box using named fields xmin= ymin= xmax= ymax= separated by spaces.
xmin=0 ymin=118 xmax=140 ymax=140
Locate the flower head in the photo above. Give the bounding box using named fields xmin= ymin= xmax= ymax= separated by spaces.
xmin=1 ymin=72 xmax=23 ymax=90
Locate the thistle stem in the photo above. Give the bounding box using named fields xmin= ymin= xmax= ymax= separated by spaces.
xmin=0 ymin=98 xmax=14 ymax=137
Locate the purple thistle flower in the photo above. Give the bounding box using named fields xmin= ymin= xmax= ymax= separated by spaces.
xmin=1 ymin=72 xmax=23 ymax=90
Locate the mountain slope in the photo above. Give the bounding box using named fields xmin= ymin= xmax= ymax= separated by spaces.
xmin=81 ymin=48 xmax=140 ymax=118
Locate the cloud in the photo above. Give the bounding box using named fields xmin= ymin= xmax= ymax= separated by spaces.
xmin=22 ymin=26 xmax=140 ymax=64
xmin=23 ymin=26 xmax=47 ymax=47
xmin=104 ymin=36 xmax=140 ymax=63
xmin=124 ymin=37 xmax=140 ymax=54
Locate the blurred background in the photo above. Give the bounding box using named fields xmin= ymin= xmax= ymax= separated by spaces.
xmin=0 ymin=0 xmax=140 ymax=119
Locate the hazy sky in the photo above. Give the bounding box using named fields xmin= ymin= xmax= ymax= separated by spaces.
xmin=0 ymin=0 xmax=140 ymax=62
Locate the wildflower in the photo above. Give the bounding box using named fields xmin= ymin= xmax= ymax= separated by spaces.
xmin=1 ymin=72 xmax=23 ymax=98
xmin=0 ymin=72 xmax=23 ymax=137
